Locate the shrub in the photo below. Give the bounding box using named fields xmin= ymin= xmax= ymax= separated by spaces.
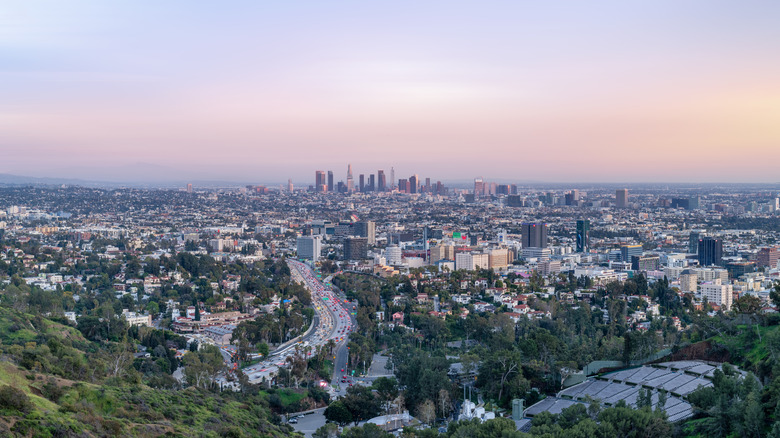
xmin=0 ymin=385 xmax=34 ymax=413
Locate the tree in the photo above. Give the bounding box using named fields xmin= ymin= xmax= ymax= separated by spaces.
xmin=636 ymin=387 xmax=652 ymax=410
xmin=417 ymin=399 xmax=436 ymax=425
xmin=656 ymin=388 xmax=667 ymax=413
xmin=342 ymin=385 xmax=381 ymax=425
xmin=183 ymin=344 xmax=224 ymax=388
xmin=438 ymin=388 xmax=451 ymax=419
xmin=341 ymin=423 xmax=393 ymax=438
xmin=733 ymin=295 xmax=762 ymax=316
xmin=743 ymin=390 xmax=764 ymax=438
xmin=257 ymin=342 xmax=270 ymax=358
xmin=324 ymin=400 xmax=353 ymax=427
xmin=373 ymin=377 xmax=399 ymax=414
xmin=313 ymin=423 xmax=340 ymax=438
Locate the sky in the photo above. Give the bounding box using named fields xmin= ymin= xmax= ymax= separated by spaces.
xmin=1 ymin=1 xmax=779 ymax=184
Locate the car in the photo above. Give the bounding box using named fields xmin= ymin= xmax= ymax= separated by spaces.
xmin=341 ymin=379 xmax=346 ymax=383
xmin=288 ymin=417 xmax=298 ymax=424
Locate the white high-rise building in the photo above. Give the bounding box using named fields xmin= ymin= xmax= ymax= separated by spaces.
xmin=297 ymin=235 xmax=322 ymax=261
xmin=456 ymin=252 xmax=489 ymax=271
xmin=386 ymin=245 xmax=402 ymax=266
xmin=700 ymin=279 xmax=733 ymax=310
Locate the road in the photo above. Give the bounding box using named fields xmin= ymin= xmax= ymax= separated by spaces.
xmin=240 ymin=260 xmax=355 ymax=389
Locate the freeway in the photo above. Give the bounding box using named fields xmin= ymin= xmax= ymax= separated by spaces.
xmin=241 ymin=260 xmax=355 ymax=388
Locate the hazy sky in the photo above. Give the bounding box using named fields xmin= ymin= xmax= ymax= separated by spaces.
xmin=2 ymin=1 xmax=779 ymax=184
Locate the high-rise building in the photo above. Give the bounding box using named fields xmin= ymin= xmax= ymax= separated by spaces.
xmin=327 ymin=171 xmax=334 ymax=192
xmin=565 ymin=190 xmax=579 ymax=206
xmin=398 ymin=179 xmax=409 ymax=193
xmin=410 ymin=175 xmax=419 ymax=194
xmin=616 ymin=189 xmax=629 ymax=208
xmin=701 ymin=279 xmax=733 ymax=310
xmin=679 ymin=270 xmax=698 ymax=292
xmin=474 ymin=178 xmax=484 ymax=197
xmin=287 ymin=179 xmax=293 ymax=193
xmin=346 ymin=164 xmax=354 ymax=193
xmin=632 ymin=255 xmax=660 ymax=271
xmin=576 ymin=220 xmax=590 ymax=253
xmin=344 ymin=237 xmax=368 ymax=260
xmin=359 ymin=174 xmax=365 ymax=192
xmin=757 ymin=246 xmax=779 ymax=268
xmin=455 ymin=252 xmax=489 ymax=271
xmin=488 ymin=248 xmax=509 ymax=270
xmin=385 ymin=245 xmax=402 ymax=265
xmin=698 ymin=237 xmax=723 ymax=266
xmin=689 ymin=232 xmax=700 ymax=254
xmin=297 ymin=235 xmax=322 ymax=261
xmin=390 ymin=167 xmax=395 ymax=190
xmin=368 ymin=174 xmax=375 ymax=192
xmin=377 ymin=170 xmax=386 ymax=191
xmin=186 ymin=183 xmax=193 ymax=193
xmin=353 ymin=221 xmax=376 ymax=245
xmin=315 ymin=171 xmax=327 ymax=192
xmin=620 ymin=244 xmax=643 ymax=263
xmin=522 ymin=222 xmax=548 ymax=248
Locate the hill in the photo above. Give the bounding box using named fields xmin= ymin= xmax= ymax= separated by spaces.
xmin=0 ymin=308 xmax=295 ymax=438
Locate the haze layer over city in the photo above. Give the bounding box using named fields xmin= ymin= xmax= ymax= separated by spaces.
xmin=2 ymin=2 xmax=780 ymax=438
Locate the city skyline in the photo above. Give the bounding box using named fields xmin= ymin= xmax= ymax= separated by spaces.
xmin=2 ymin=1 xmax=780 ymax=183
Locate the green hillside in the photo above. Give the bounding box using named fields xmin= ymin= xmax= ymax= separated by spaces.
xmin=0 ymin=308 xmax=295 ymax=438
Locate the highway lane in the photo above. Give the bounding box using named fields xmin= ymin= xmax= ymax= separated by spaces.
xmin=241 ymin=260 xmax=354 ymax=388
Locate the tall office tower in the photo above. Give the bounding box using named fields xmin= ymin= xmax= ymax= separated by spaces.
xmin=368 ymin=174 xmax=375 ymax=192
xmin=521 ymin=222 xmax=548 ymax=248
xmin=297 ymin=235 xmax=322 ymax=261
xmin=344 ymin=237 xmax=368 ymax=260
xmin=616 ymin=189 xmax=629 ymax=208
xmin=689 ymin=232 xmax=700 ymax=254
xmin=474 ymin=177 xmax=484 ymax=197
xmin=390 ymin=167 xmax=395 ymax=189
xmin=398 ymin=179 xmax=409 ymax=193
xmin=698 ymin=237 xmax=723 ymax=266
xmin=315 ymin=171 xmax=326 ymax=192
xmin=353 ymin=221 xmax=376 ymax=244
xmin=409 ymin=174 xmax=419 ymax=194
xmin=620 ymin=244 xmax=642 ymax=262
xmin=359 ymin=174 xmax=365 ymax=192
xmin=510 ymin=184 xmax=518 ymax=195
xmin=186 ymin=183 xmax=193 ymax=193
xmin=327 ymin=171 xmax=334 ymax=192
xmin=757 ymin=246 xmax=779 ymax=268
xmin=565 ymin=190 xmax=579 ymax=205
xmin=576 ymin=220 xmax=590 ymax=252
xmin=425 ymin=177 xmax=431 ymax=192
xmin=377 ymin=170 xmax=386 ymax=191
xmin=287 ymin=179 xmax=294 ymax=193
xmin=346 ymin=164 xmax=354 ymax=193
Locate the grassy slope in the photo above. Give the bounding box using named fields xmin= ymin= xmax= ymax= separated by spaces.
xmin=0 ymin=308 xmax=296 ymax=438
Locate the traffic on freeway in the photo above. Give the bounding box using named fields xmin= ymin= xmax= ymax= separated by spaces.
xmin=240 ymin=260 xmax=355 ymax=387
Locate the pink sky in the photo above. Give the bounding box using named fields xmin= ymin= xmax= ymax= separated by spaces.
xmin=1 ymin=1 xmax=779 ymax=183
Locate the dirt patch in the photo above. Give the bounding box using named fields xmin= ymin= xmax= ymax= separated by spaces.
xmin=652 ymin=341 xmax=731 ymax=363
